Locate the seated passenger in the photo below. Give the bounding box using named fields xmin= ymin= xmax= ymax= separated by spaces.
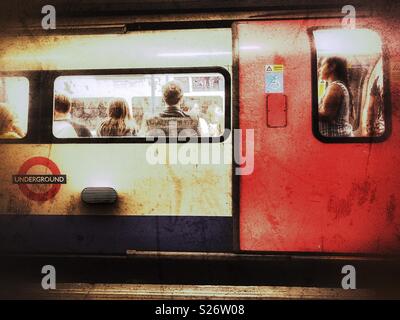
xmin=0 ymin=103 xmax=24 ymax=139
xmin=318 ymin=57 xmax=353 ymax=137
xmin=54 ymin=95 xmax=78 ymax=138
xmin=146 ymin=81 xmax=209 ymax=137
xmin=97 ymin=99 xmax=135 ymax=137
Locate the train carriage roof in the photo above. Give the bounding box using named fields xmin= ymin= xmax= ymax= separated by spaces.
xmin=0 ymin=0 xmax=396 ymax=33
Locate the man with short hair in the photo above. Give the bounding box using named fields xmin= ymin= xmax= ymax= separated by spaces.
xmin=53 ymin=94 xmax=92 ymax=138
xmin=146 ymin=81 xmax=209 ymax=137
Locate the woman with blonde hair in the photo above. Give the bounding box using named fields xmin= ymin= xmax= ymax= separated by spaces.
xmin=97 ymin=99 xmax=135 ymax=137
xmin=0 ymin=103 xmax=24 ymax=139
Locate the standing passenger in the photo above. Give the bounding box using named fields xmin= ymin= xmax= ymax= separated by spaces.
xmin=318 ymin=57 xmax=353 ymax=137
xmin=53 ymin=95 xmax=78 ymax=138
xmin=97 ymin=99 xmax=135 ymax=137
xmin=365 ymin=76 xmax=385 ymax=136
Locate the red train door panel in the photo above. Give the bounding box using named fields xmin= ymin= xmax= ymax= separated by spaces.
xmin=236 ymin=18 xmax=400 ymax=253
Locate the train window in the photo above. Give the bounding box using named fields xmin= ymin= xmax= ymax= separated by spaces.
xmin=53 ymin=73 xmax=226 ymax=139
xmin=0 ymin=77 xmax=29 ymax=139
xmin=312 ymin=29 xmax=387 ymax=141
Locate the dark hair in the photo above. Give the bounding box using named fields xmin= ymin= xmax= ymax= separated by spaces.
xmin=54 ymin=94 xmax=71 ymax=114
xmin=325 ymin=56 xmax=349 ymax=86
xmin=325 ymin=56 xmax=354 ymax=121
xmin=108 ymin=99 xmax=129 ymax=120
xmin=98 ymin=99 xmax=133 ymax=136
xmin=162 ymin=81 xmax=183 ymax=106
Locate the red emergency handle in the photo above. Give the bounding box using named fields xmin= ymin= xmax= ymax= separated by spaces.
xmin=266 ymin=93 xmax=287 ymax=128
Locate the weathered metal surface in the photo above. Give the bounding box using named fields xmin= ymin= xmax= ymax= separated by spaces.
xmin=238 ymin=17 xmax=400 ymax=253
xmin=0 ymin=29 xmax=232 ymax=217
xmin=0 ymin=30 xmax=232 ymax=71
xmin=0 ymin=143 xmax=232 ymax=216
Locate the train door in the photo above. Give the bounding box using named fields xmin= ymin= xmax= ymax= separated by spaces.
xmin=235 ymin=18 xmax=400 ymax=253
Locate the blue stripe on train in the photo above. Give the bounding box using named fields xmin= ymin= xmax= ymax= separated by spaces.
xmin=0 ymin=216 xmax=232 ymax=254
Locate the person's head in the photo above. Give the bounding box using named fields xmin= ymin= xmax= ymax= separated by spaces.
xmin=201 ymin=102 xmax=209 ymax=114
xmin=108 ymin=99 xmax=130 ymax=120
xmin=99 ymin=99 xmax=133 ymax=136
xmin=319 ymin=56 xmax=349 ymax=83
xmin=54 ymin=94 xmax=71 ymax=119
xmin=162 ymin=81 xmax=183 ymax=107
xmin=132 ymin=106 xmax=144 ymax=117
xmin=0 ymin=103 xmax=15 ymax=134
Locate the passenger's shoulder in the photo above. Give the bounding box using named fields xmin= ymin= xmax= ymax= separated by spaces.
xmin=328 ymin=82 xmax=344 ymax=98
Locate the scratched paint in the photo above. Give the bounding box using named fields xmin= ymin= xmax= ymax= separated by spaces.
xmin=0 ymin=143 xmax=232 ymax=216
xmin=238 ymin=18 xmax=400 ymax=254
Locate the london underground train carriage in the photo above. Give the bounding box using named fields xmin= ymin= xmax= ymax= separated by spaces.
xmin=0 ymin=4 xmax=399 ymax=260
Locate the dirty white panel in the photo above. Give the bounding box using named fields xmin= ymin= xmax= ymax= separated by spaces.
xmin=0 ymin=143 xmax=232 ymax=216
xmin=0 ymin=29 xmax=232 ymax=70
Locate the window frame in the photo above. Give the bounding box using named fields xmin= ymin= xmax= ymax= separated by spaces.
xmin=308 ymin=26 xmax=392 ymax=143
xmin=47 ymin=66 xmax=232 ymax=144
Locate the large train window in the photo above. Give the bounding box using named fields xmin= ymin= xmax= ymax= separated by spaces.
xmin=0 ymin=77 xmax=29 ymax=140
xmin=311 ymin=28 xmax=388 ymax=142
xmin=53 ymin=72 xmax=227 ymax=140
